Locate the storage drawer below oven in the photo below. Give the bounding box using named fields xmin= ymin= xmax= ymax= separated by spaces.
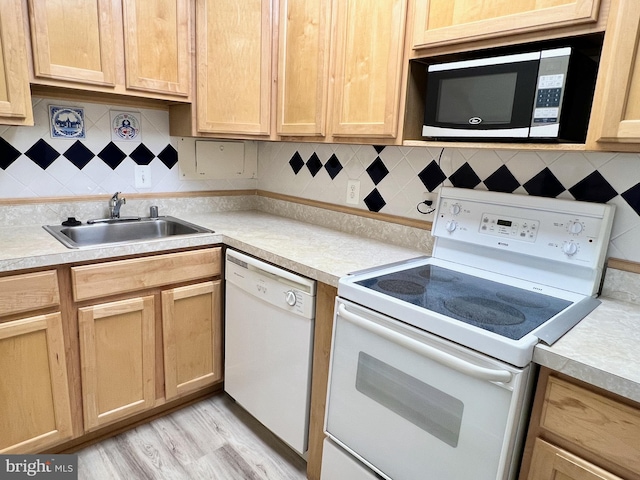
xmin=321 ymin=438 xmax=380 ymax=480
xmin=325 ymin=299 xmax=532 ymax=480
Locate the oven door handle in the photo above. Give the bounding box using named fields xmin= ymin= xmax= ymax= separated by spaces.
xmin=338 ymin=304 xmax=513 ymax=383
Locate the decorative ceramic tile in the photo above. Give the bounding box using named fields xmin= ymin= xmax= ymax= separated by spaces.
xmin=49 ymin=105 xmax=85 ymax=139
xmin=110 ymin=110 xmax=142 ymax=142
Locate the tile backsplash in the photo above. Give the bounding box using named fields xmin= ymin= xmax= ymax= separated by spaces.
xmin=2 ymin=97 xmax=640 ymax=263
xmin=258 ymin=142 xmax=640 ymax=263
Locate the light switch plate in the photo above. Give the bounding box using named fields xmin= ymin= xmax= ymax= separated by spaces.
xmin=135 ymin=165 xmax=151 ymax=188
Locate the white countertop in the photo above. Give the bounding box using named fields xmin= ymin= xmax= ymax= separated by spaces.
xmin=2 ymin=210 xmax=639 ymax=404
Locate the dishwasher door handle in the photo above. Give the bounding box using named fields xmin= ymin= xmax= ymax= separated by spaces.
xmin=338 ymin=303 xmax=513 ymax=384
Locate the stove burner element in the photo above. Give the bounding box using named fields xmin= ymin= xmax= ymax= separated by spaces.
xmin=376 ymin=279 xmax=425 ymax=295
xmin=444 ymin=296 xmax=525 ymax=325
xmin=496 ymin=291 xmax=550 ymax=308
xmin=417 ymin=267 xmax=458 ymax=282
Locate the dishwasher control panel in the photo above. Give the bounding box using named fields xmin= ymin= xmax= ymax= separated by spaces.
xmin=226 ymin=250 xmax=316 ymax=319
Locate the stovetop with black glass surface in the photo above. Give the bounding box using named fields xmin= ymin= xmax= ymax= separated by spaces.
xmin=355 ymin=263 xmax=572 ymax=341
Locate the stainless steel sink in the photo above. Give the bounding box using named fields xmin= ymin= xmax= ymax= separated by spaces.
xmin=43 ymin=216 xmax=213 ymax=249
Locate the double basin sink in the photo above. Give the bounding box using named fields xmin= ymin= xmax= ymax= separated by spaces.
xmin=44 ymin=216 xmax=213 ymax=249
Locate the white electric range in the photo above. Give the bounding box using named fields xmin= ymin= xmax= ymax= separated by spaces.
xmin=323 ymin=186 xmax=615 ymax=480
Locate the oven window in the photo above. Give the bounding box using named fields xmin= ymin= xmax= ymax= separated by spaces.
xmin=355 ymin=352 xmax=464 ymax=448
xmin=437 ymin=72 xmax=518 ymax=124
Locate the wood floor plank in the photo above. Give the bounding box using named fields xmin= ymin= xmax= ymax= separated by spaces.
xmin=77 ymin=394 xmax=307 ymax=480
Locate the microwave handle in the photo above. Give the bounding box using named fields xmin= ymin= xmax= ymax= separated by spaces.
xmin=338 ymin=303 xmax=512 ymax=383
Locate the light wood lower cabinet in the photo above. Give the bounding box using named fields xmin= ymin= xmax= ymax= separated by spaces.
xmin=520 ymin=368 xmax=640 ymax=480
xmin=162 ymin=281 xmax=222 ymax=401
xmin=0 ymin=313 xmax=73 ymax=453
xmin=527 ymin=438 xmax=623 ymax=480
xmin=72 ymin=247 xmax=222 ymax=435
xmin=78 ymin=296 xmax=156 ymax=432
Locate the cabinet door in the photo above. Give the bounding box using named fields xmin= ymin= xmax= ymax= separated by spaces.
xmin=0 ymin=0 xmax=32 ymax=125
xmin=27 ymin=0 xmax=117 ymax=86
xmin=331 ymin=0 xmax=407 ymax=138
xmin=587 ymin=0 xmax=640 ymax=147
xmin=122 ymin=0 xmax=190 ymax=97
xmin=277 ymin=0 xmax=331 ymax=136
xmin=413 ymin=0 xmax=601 ymax=49
xmin=162 ymin=281 xmax=222 ymax=401
xmin=0 ymin=313 xmax=73 ymax=453
xmin=527 ymin=439 xmax=623 ymax=480
xmin=196 ymin=0 xmax=272 ymax=135
xmin=78 ymin=296 xmax=155 ymax=431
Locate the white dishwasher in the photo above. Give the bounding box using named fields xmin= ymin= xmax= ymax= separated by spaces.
xmin=224 ymin=249 xmax=316 ymax=456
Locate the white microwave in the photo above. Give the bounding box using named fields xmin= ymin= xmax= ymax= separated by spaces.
xmin=422 ymin=47 xmax=597 ymax=142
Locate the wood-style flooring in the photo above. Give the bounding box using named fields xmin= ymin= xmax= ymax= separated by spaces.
xmin=76 ymin=394 xmax=308 ymax=479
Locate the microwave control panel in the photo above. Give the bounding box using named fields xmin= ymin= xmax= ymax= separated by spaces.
xmin=530 ymin=48 xmax=570 ymax=137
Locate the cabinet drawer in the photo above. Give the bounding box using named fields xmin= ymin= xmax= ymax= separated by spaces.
xmin=540 ymin=376 xmax=640 ymax=474
xmin=71 ymin=248 xmax=221 ymax=301
xmin=0 ymin=271 xmax=60 ymax=317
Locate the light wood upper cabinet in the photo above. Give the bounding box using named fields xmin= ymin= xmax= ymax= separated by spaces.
xmin=587 ymin=0 xmax=640 ymax=150
xmin=413 ymin=0 xmax=602 ymax=49
xmin=162 ymin=281 xmax=222 ymax=401
xmin=0 ymin=313 xmax=73 ymax=453
xmin=0 ymin=0 xmax=33 ymax=126
xmin=28 ymin=0 xmax=117 ymax=86
xmin=122 ymin=0 xmax=190 ymax=96
xmin=196 ymin=0 xmax=273 ymax=135
xmin=331 ymin=0 xmax=407 ymax=138
xmin=26 ymin=0 xmax=191 ymax=101
xmin=277 ymin=0 xmax=331 ymax=136
xmin=78 ymin=296 xmax=156 ymax=432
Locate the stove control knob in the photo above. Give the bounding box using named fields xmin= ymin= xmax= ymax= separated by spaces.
xmin=449 ymin=204 xmax=461 ymax=215
xmin=562 ymin=241 xmax=578 ymax=256
xmin=285 ymin=290 xmax=297 ymax=306
xmin=445 ymin=220 xmax=458 ymax=232
xmin=568 ymin=221 xmax=584 ymax=234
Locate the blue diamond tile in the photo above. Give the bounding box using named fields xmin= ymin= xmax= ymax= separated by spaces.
xmin=484 ymin=165 xmax=520 ymax=193
xmin=0 ymin=138 xmax=21 ymax=170
xmin=25 ymin=139 xmax=59 ymax=169
xmin=98 ymin=142 xmax=126 ymax=170
xmin=569 ymin=171 xmax=617 ymax=203
xmin=418 ymin=160 xmax=447 ymax=192
xmin=449 ymin=162 xmax=481 ymax=189
xmin=63 ymin=141 xmax=94 ymax=169
xmin=324 ymin=154 xmax=343 ymax=180
xmin=289 ymin=152 xmax=304 ymax=174
xmin=364 ymin=189 xmax=386 ymax=212
xmin=158 ymin=144 xmax=178 ymax=169
xmin=130 ymin=143 xmax=155 ymax=166
xmin=523 ymin=168 xmax=565 ymax=198
xmin=366 ymin=157 xmax=389 ymax=185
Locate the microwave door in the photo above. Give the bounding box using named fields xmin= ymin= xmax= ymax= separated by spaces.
xmin=423 ymin=56 xmax=540 ymax=139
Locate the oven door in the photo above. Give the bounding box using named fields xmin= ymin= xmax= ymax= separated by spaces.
xmin=325 ymin=299 xmax=533 ymax=480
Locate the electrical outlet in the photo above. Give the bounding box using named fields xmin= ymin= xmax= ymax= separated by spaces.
xmin=346 ymin=180 xmax=360 ymax=205
xmin=135 ymin=165 xmax=152 ymax=188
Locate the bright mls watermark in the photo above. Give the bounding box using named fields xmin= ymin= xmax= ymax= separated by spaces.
xmin=0 ymin=455 xmax=77 ymax=479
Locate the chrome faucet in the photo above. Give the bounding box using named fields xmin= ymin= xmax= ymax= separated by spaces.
xmin=109 ymin=192 xmax=126 ymax=219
